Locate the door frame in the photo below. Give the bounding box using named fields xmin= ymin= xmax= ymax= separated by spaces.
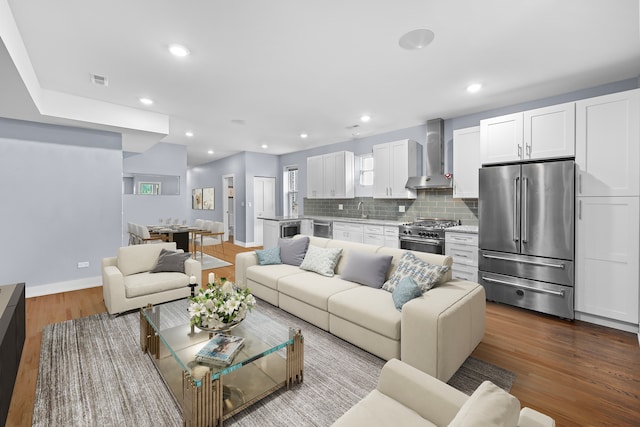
xmin=222 ymin=174 xmax=235 ymax=241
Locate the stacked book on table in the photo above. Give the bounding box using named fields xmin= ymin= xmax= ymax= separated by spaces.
xmin=195 ymin=333 xmax=245 ymax=366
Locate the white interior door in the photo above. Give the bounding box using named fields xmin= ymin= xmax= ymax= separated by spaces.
xmin=253 ymin=176 xmax=276 ymax=246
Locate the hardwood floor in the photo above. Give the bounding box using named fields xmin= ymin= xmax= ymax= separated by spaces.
xmin=7 ymin=242 xmax=640 ymax=427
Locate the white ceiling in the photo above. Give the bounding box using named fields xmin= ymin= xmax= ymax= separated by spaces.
xmin=2 ymin=0 xmax=639 ymax=166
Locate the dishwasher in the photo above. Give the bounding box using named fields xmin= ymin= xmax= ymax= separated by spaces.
xmin=312 ymin=220 xmax=332 ymax=238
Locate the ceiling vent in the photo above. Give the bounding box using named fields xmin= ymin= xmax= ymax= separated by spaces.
xmin=90 ymin=73 xmax=108 ymax=86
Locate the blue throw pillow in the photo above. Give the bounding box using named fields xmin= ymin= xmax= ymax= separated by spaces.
xmin=392 ymin=276 xmax=423 ymax=311
xmin=255 ymin=247 xmax=282 ymax=265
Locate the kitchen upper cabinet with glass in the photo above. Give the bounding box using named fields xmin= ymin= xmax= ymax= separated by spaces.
xmin=373 ymin=139 xmax=421 ymax=199
xmin=480 ymin=102 xmax=575 ymax=165
xmin=306 ymin=151 xmax=354 ymax=199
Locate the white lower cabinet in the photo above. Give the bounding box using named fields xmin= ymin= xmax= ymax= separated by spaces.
xmin=333 ymin=222 xmax=364 ymax=243
xmin=445 ymin=232 xmax=478 ymax=282
xmin=300 ymin=219 xmax=313 ymax=236
xmin=575 ymin=196 xmax=639 ymax=326
xmin=384 ymin=226 xmax=399 ymax=249
xmin=262 ymin=220 xmax=279 ymax=249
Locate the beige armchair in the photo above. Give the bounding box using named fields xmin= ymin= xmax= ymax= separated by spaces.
xmin=332 ymin=359 xmax=555 ymax=427
xmin=101 ymin=242 xmax=201 ymax=315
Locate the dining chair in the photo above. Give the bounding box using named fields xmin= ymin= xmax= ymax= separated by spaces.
xmin=127 ymin=222 xmax=136 ymax=245
xmin=140 ymin=225 xmax=168 ymax=244
xmin=194 ymin=220 xmax=225 ymax=260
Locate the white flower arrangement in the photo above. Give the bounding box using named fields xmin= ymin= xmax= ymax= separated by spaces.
xmin=188 ymin=278 xmax=256 ymax=330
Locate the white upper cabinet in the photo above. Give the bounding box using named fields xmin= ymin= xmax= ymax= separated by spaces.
xmin=524 ymin=102 xmax=575 ymax=160
xmin=373 ymin=139 xmax=421 ymax=199
xmin=480 ymin=112 xmax=523 ymax=164
xmin=575 ymin=88 xmax=640 ymax=197
xmin=480 ymin=102 xmax=575 ymax=165
xmin=306 ymin=151 xmax=354 ymax=199
xmin=452 ymin=126 xmax=480 ymax=198
xmin=307 ymin=155 xmax=324 ymax=198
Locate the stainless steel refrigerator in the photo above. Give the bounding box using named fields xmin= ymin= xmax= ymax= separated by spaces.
xmin=478 ymin=159 xmax=575 ymax=319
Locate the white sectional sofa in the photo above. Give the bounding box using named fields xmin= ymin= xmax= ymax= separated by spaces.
xmin=102 ymin=242 xmax=202 ymax=315
xmin=332 ymin=359 xmax=555 ymax=427
xmin=235 ymin=235 xmax=485 ymax=381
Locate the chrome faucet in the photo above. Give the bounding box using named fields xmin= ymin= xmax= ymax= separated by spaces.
xmin=357 ymin=201 xmax=367 ymax=218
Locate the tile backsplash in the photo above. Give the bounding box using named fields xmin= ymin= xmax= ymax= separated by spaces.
xmin=303 ymin=189 xmax=478 ymax=225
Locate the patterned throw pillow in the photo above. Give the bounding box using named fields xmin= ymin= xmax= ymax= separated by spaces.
xmin=299 ymin=245 xmax=343 ymax=277
xmin=255 ymin=247 xmax=282 ymax=265
xmin=392 ymin=276 xmax=423 ymax=311
xmin=382 ymin=251 xmax=449 ymax=293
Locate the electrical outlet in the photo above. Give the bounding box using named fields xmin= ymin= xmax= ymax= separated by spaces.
xmin=77 ymin=261 xmax=90 ymax=268
xmin=399 ymin=205 xmax=405 ymax=213
xmin=338 ymin=204 xmax=343 ymax=210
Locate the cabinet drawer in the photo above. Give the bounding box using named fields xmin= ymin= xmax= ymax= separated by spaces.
xmin=445 ymin=243 xmax=478 ymax=267
xmin=333 ymin=222 xmax=364 ymax=233
xmin=364 ymin=234 xmax=385 ymax=246
xmin=363 ymin=224 xmax=384 ymax=234
xmin=445 ymin=232 xmax=478 ymax=246
xmin=451 ymin=263 xmax=478 ymax=282
xmin=384 ymin=226 xmax=399 ymax=237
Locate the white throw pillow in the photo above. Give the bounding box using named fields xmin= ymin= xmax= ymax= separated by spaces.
xmin=299 ymin=245 xmax=343 ymax=277
xmin=448 ymin=381 xmax=520 ymax=427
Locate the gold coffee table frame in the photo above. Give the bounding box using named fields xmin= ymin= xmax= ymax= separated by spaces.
xmin=140 ymin=302 xmax=304 ymax=427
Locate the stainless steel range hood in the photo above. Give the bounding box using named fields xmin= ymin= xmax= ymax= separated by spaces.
xmin=405 ymin=118 xmax=453 ymax=189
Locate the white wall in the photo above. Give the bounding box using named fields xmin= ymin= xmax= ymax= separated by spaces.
xmin=0 ymin=117 xmax=122 ymax=296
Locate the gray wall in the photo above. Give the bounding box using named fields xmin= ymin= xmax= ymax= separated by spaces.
xmin=0 ymin=117 xmax=122 ymax=295
xmin=123 ymin=142 xmax=188 ymax=243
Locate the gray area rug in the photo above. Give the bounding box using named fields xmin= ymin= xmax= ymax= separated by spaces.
xmin=33 ymin=299 xmax=514 ymax=427
xmin=197 ymin=253 xmax=232 ymax=270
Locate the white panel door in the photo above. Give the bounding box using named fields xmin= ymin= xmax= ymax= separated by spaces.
xmin=373 ymin=143 xmax=391 ymax=198
xmin=389 ymin=140 xmax=410 ymax=197
xmin=307 ymin=155 xmax=324 ymax=198
xmin=253 ymin=176 xmax=276 ymax=246
xmin=575 ymin=196 xmax=639 ymax=323
xmin=524 ymin=102 xmax=575 ymax=160
xmin=576 ymin=89 xmax=640 ymax=197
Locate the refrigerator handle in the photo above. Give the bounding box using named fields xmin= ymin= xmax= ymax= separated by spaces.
xmin=522 ymin=177 xmax=528 ymax=243
xmin=513 ymin=177 xmax=519 ymax=242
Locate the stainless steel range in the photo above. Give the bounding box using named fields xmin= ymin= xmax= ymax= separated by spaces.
xmin=399 ymin=218 xmax=461 ymax=254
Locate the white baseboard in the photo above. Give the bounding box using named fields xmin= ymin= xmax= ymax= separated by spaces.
xmin=26 ymin=276 xmax=102 ymax=298
xmin=574 ymin=311 xmax=639 ymax=334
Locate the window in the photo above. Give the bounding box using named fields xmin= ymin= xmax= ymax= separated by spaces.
xmin=284 ymin=166 xmax=299 ymax=216
xmin=359 ymin=154 xmax=374 ymax=186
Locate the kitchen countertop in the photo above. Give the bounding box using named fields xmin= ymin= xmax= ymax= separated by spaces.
xmin=258 ymin=215 xmax=405 ymax=227
xmin=446 ymin=225 xmax=479 ymax=234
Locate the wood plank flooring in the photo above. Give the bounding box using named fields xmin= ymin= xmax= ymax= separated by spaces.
xmin=6 ymin=242 xmax=640 ymax=427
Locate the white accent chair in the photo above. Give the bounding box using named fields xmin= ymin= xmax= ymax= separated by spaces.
xmin=102 ymin=242 xmax=202 ymax=315
xmin=332 ymin=359 xmax=555 ymax=427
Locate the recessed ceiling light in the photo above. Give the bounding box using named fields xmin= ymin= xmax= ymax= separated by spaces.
xmin=139 ymin=97 xmax=153 ymax=106
xmin=261 ymin=144 xmax=268 ymax=149
xmin=207 ymin=150 xmax=214 ymax=155
xmin=300 ymin=133 xmax=308 ymax=139
xmin=168 ymin=44 xmax=190 ymax=57
xmin=467 ymin=83 xmax=483 ymax=93
xmin=185 ymin=131 xmax=194 ymax=137
xmin=399 ymin=29 xmax=435 ymax=50
xmin=360 ymin=115 xmax=371 ymax=123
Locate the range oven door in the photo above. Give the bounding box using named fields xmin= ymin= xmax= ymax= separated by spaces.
xmin=399 ymin=237 xmax=444 ymax=255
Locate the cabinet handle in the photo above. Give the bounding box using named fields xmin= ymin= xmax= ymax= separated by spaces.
xmin=578 ymin=200 xmax=582 ymax=220
xmin=578 ymin=173 xmax=582 ymax=194
xmin=518 ymin=144 xmax=522 ymax=157
xmin=526 ymin=144 xmax=531 ymax=157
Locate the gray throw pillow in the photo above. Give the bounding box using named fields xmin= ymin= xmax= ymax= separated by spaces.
xmin=279 ymin=237 xmax=310 ymax=266
xmin=340 ymin=251 xmax=393 ymax=288
xmin=150 ymin=248 xmax=191 ymax=273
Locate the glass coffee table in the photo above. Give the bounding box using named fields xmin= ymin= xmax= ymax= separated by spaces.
xmin=139 ymin=299 xmax=304 ymax=426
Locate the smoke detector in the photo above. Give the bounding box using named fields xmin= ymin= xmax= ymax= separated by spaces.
xmin=90 ymin=73 xmax=108 ymax=86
